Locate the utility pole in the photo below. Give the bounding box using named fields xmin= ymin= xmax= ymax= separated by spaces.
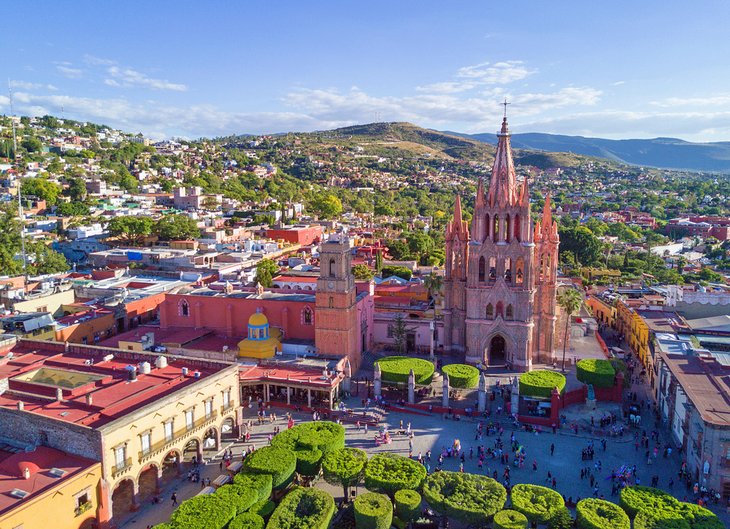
xmin=8 ymin=81 xmax=28 ymax=280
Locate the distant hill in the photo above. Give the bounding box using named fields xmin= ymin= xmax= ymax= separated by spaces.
xmin=460 ymin=131 xmax=730 ymax=173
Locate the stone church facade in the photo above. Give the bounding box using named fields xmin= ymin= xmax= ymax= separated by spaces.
xmin=443 ymin=117 xmax=559 ymax=371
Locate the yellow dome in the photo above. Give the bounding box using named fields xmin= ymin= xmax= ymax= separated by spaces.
xmin=248 ymin=312 xmax=268 ymax=327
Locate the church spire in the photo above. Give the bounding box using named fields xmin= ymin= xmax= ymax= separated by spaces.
xmin=454 ymin=194 xmax=463 ymax=224
xmin=475 ymin=177 xmax=486 ymax=208
xmin=488 ymin=112 xmax=518 ymax=207
xmin=542 ymin=192 xmax=553 ymax=230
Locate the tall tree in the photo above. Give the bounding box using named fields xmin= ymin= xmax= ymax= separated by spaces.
xmin=107 ymin=216 xmax=154 ymax=246
xmin=321 ymin=448 xmax=367 ymax=502
xmin=557 ymin=288 xmax=583 ymax=372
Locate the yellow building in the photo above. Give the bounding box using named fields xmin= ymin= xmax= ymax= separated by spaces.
xmin=586 ymin=295 xmax=617 ymax=329
xmin=0 ymin=446 xmax=102 ymax=529
xmin=238 ymin=312 xmax=282 ymax=358
xmin=0 ymin=338 xmax=242 ymax=527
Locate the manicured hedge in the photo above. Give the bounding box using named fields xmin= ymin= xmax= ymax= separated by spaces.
xmin=364 ymin=453 xmax=426 ymax=496
xmin=510 ymin=484 xmax=564 ymax=524
xmin=576 ymin=498 xmax=630 ymax=529
xmin=271 ymin=421 xmax=346 ymax=476
xmin=422 ymin=471 xmax=506 ymax=525
xmin=322 ymin=447 xmax=368 ymax=499
xmin=518 ymin=370 xmax=566 ymax=398
xmin=353 ymin=492 xmax=393 ymax=529
xmin=228 ymin=512 xmax=265 ymax=529
xmin=213 ymin=483 xmax=258 ymax=514
xmin=493 ymin=509 xmax=528 ymax=529
xmin=266 ymin=487 xmax=335 ymax=529
xmin=375 ymin=356 xmax=435 ymax=385
xmin=576 ymin=359 xmax=616 ymax=388
xmin=618 ymin=486 xmax=678 ymax=517
xmin=394 ymin=489 xmax=421 ymax=523
xmin=241 ymin=446 xmax=296 ymax=489
xmin=442 ymin=364 xmax=480 ymax=389
xmin=169 ymin=495 xmax=236 ymax=529
xmin=233 ymin=472 xmax=273 ymax=503
xmin=250 ymin=499 xmax=275 ymax=518
xmin=634 ymin=510 xmax=691 ymax=529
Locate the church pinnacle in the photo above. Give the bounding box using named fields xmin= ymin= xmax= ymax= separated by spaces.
xmin=488 ymin=108 xmax=517 ymax=207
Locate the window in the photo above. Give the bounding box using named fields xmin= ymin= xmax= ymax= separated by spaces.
xmin=496 ymin=302 xmax=504 ymax=318
xmin=164 ymin=420 xmax=174 ymax=442
xmin=303 ymin=307 xmax=313 ymax=325
xmin=515 ymin=258 xmax=524 ymax=285
xmin=514 ymin=213 xmax=521 ymax=242
xmin=493 ymin=216 xmax=500 ymax=242
xmin=506 ymin=305 xmax=514 ymax=320
xmin=36 ymin=306 xmax=47 ymax=313
xmin=74 ymin=489 xmax=92 ymax=516
xmin=505 ymin=215 xmax=511 ymax=243
xmin=205 ymin=399 xmax=213 ymax=419
xmin=223 ymin=389 xmax=231 ymax=410
xmin=488 ymin=257 xmax=496 ymax=282
xmin=478 ymin=257 xmax=486 ymax=282
xmin=140 ymin=432 xmax=151 ymax=455
xmin=114 ymin=446 xmax=126 ymax=469
xmin=329 ymin=297 xmax=334 ymax=308
xmin=185 ymin=409 xmax=194 ymax=430
xmin=486 ymin=304 xmax=494 ymax=319
xmin=504 ymin=258 xmax=512 ymax=283
xmin=387 ymin=325 xmax=394 ymax=338
xmin=181 ymin=300 xmax=189 ymax=317
xmin=329 ymin=258 xmax=336 ymax=278
xmin=484 ymin=214 xmax=490 ymax=241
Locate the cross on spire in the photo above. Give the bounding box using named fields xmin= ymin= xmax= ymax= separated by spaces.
xmin=502 ymin=98 xmax=510 ymax=119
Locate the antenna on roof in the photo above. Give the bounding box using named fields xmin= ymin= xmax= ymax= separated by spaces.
xmin=8 ymin=80 xmax=27 ymax=281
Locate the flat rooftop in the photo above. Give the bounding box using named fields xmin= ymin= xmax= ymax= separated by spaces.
xmin=0 ymin=339 xmax=232 ymax=429
xmin=0 ymin=445 xmax=97 ymax=517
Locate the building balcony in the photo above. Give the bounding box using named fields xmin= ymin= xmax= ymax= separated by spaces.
xmin=138 ymin=411 xmax=218 ymax=464
xmin=111 ymin=457 xmax=133 ymax=479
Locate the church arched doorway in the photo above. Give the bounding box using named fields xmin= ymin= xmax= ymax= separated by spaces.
xmin=488 ymin=335 xmax=506 ymax=366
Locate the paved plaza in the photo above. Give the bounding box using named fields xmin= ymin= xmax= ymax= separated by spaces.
xmin=120 ymin=370 xmax=729 ymax=528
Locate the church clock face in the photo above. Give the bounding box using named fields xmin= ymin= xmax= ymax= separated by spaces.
xmin=328 ymin=281 xmax=334 ymax=289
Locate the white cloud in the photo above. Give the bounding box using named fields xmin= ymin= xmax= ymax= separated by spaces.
xmin=417 ymin=60 xmax=534 ymax=94
xmin=612 ymin=81 xmax=626 ymax=86
xmin=56 ymin=65 xmax=83 ymax=78
xmin=9 ymin=80 xmax=58 ymax=91
xmin=105 ymin=66 xmax=187 ymax=92
xmin=650 ymin=94 xmax=730 ymax=108
xmin=83 ymin=54 xmax=115 ymax=66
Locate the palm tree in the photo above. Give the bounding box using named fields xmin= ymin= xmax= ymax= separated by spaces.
xmin=423 ymin=272 xmax=443 ymax=360
xmin=557 ymin=288 xmax=583 ymax=372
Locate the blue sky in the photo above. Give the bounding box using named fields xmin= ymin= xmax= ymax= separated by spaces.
xmin=2 ymin=1 xmax=729 ymax=141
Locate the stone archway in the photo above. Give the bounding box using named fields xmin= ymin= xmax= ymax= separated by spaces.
xmin=221 ymin=417 xmax=236 ymax=441
xmin=111 ymin=478 xmax=135 ymax=520
xmin=488 ymin=335 xmax=507 ymax=366
xmin=183 ymin=438 xmax=202 ymax=465
xmin=203 ymin=427 xmax=219 ymax=452
xmin=138 ymin=464 xmax=159 ymax=501
xmin=161 ymin=450 xmax=181 ymax=483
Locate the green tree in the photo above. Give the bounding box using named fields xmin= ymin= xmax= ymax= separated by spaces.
xmin=0 ymin=204 xmax=23 ymax=275
xmin=107 ymin=216 xmax=154 ymax=245
xmin=386 ymin=239 xmax=412 ymax=260
xmin=255 ymin=259 xmax=279 ymax=287
xmin=391 ymin=314 xmax=414 ymax=354
xmin=321 ymin=447 xmax=368 ymax=502
xmin=27 ymin=242 xmax=68 ymax=274
xmin=66 ymin=177 xmax=87 ymax=201
xmin=309 ymin=193 xmax=343 ymax=219
xmin=557 ymin=288 xmax=583 ymax=372
xmin=21 ymin=137 xmax=43 ymax=153
xmin=352 ymin=264 xmax=374 ymax=281
xmin=375 ymin=251 xmax=383 ymax=274
xmin=559 ymin=226 xmax=602 ymax=267
xmin=155 ymin=214 xmax=200 ymax=241
xmin=381 ymin=265 xmax=412 ymax=280
xmin=21 ymin=178 xmax=61 ymax=205
xmin=56 ymin=202 xmax=90 ymax=217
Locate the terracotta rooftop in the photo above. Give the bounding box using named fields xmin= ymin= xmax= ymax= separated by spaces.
xmin=0 ymin=445 xmax=97 ymax=516
xmin=239 ymin=364 xmax=340 ymax=388
xmin=0 ymin=340 xmax=229 ymax=429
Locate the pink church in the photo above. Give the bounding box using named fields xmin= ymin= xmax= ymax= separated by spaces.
xmin=443 ymin=116 xmax=559 ymax=371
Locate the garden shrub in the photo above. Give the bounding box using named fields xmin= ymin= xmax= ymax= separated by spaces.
xmin=510 ymin=484 xmax=564 ymax=524
xmin=322 ymin=447 xmax=368 ymax=500
xmin=576 ymin=359 xmax=616 ymax=388
xmin=618 ymin=486 xmax=677 ymax=517
xmin=442 ymin=364 xmax=480 ymax=389
xmin=213 ymin=483 xmax=258 ymax=514
xmin=233 ymin=472 xmax=273 ymax=503
xmin=353 ymin=492 xmax=393 ymax=529
xmin=518 ymin=370 xmax=566 ymax=398
xmin=394 ymin=489 xmax=421 ymax=523
xmin=169 ymin=495 xmax=236 ymax=529
xmin=241 ymin=446 xmax=296 ymax=489
xmin=674 ymin=502 xmax=724 ymax=529
xmin=548 ymin=506 xmax=575 ymax=529
xmin=375 ymin=356 xmax=435 ymax=385
xmin=634 ymin=510 xmax=691 ymax=529
xmin=576 ymin=498 xmax=630 ymax=529
xmin=493 ymin=509 xmax=528 ymax=529
xmin=266 ymin=487 xmax=335 ymax=529
xmin=228 ymin=512 xmax=265 ymax=529
xmin=422 ymin=470 xmax=506 ymax=525
xmin=249 ymin=499 xmax=275 ymax=518
xmin=364 ymin=453 xmax=426 ymax=496
xmin=271 ymin=421 xmax=346 ymax=476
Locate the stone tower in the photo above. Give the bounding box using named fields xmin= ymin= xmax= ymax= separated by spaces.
xmin=315 ymin=234 xmax=361 ymax=369
xmin=443 ymin=115 xmax=559 ymax=371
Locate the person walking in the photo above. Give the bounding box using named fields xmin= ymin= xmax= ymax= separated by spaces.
xmin=550 ymin=443 xmax=555 ymax=456
xmin=171 ymin=492 xmax=178 ymax=506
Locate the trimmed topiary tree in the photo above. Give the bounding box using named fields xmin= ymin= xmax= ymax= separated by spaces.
xmin=233 ymin=472 xmax=273 ymax=503
xmin=241 ymin=446 xmax=296 ymax=489
xmin=266 ymin=487 xmax=335 ymax=529
xmin=228 ymin=512 xmax=265 ymax=529
xmin=364 ymin=453 xmax=426 ymax=497
xmin=634 ymin=510 xmax=691 ymax=529
xmin=510 ymin=484 xmax=564 ymax=524
xmin=249 ymin=499 xmax=275 ymax=518
xmin=576 ymin=498 xmax=630 ymax=529
xmin=394 ymin=489 xmax=421 ymax=524
xmin=442 ymin=364 xmax=480 ymax=389
xmin=618 ymin=486 xmax=677 ymax=518
xmin=322 ymin=447 xmax=368 ymax=502
xmin=214 ymin=483 xmax=258 ymax=514
xmin=353 ymin=492 xmax=393 ymax=529
xmin=271 ymin=421 xmax=346 ymax=477
xmin=375 ymin=356 xmax=435 ymax=385
xmin=549 ymin=506 xmax=575 ymax=529
xmin=576 ymin=359 xmax=616 ymax=388
xmin=518 ymin=370 xmax=566 ymax=398
xmin=169 ymin=495 xmax=236 ymax=529
xmin=493 ymin=509 xmax=528 ymax=529
xmin=422 ymin=470 xmax=506 ymax=526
